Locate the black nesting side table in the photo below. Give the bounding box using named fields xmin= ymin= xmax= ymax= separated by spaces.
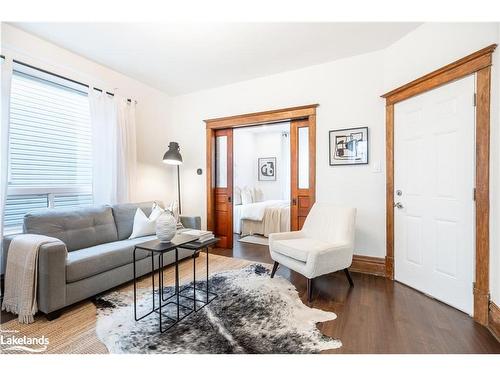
xmin=132 ymin=234 xmax=218 ymax=333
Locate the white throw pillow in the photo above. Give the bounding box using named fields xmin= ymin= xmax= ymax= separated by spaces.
xmin=234 ymin=187 xmax=242 ymax=205
xmin=241 ymin=188 xmax=253 ymax=205
xmin=129 ymin=204 xmax=164 ymax=239
xmin=253 ymin=187 xmax=264 ymax=202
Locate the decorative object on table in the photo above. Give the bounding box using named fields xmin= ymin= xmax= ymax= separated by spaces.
xmin=182 ymin=229 xmax=215 ymax=243
xmin=258 ymin=157 xmax=277 ymax=181
xmin=163 ymin=141 xmax=183 ymax=214
xmin=155 ymin=209 xmax=178 ymax=242
xmin=329 ymin=127 xmax=368 ymax=166
xmin=129 ymin=203 xmax=164 ymax=239
xmin=94 ymin=264 xmax=341 ymax=354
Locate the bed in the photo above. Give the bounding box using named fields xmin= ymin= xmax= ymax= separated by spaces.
xmin=234 ymin=199 xmax=290 ymax=237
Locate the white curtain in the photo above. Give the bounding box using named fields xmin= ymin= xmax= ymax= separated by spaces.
xmin=89 ymin=90 xmax=137 ymax=205
xmin=116 ymin=97 xmax=137 ymax=203
xmin=1 ymin=57 xmax=13 ymax=276
xmin=89 ymin=90 xmax=118 ymax=205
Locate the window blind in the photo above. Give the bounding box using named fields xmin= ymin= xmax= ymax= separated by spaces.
xmin=9 ymin=71 xmax=92 ymax=187
xmin=4 ymin=67 xmax=93 ymax=234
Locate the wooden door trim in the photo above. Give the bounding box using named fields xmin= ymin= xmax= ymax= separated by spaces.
xmin=205 ymin=104 xmax=319 ymax=129
xmin=382 ymin=44 xmax=497 ymax=104
xmin=382 ymin=44 xmax=497 ymax=325
xmin=205 ymin=104 xmax=318 ymax=246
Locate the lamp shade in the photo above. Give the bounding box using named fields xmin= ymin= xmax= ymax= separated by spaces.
xmin=162 ymin=142 xmax=183 ymax=165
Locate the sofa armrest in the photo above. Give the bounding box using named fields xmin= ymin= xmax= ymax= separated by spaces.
xmin=37 ymin=241 xmax=68 ymax=314
xmin=1 ymin=235 xmax=17 ymax=275
xmin=180 ymin=216 xmax=201 ymax=230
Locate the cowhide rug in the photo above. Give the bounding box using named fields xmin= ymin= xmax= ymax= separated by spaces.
xmin=94 ymin=264 xmax=341 ymax=354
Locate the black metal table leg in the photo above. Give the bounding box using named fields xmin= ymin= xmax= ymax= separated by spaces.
xmin=206 ymin=245 xmax=209 ymax=302
xmin=133 ymin=246 xmax=137 ymax=320
xmin=159 ymin=252 xmax=162 ymax=332
xmin=134 ymin=248 xmax=160 ymax=322
xmin=133 ymin=238 xmax=219 ymax=334
xmin=151 ymin=251 xmax=155 ymax=311
xmin=193 ymin=251 xmax=197 ymax=311
xmin=175 ymin=247 xmax=179 ymax=321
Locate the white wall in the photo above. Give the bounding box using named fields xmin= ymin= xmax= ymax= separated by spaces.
xmin=167 ymin=50 xmax=387 ymax=256
xmin=233 ymin=130 xmax=256 ymax=191
xmin=1 ymin=23 xmax=174 ymax=206
xmin=234 ymin=127 xmax=289 ymax=201
xmin=383 ymin=23 xmax=500 ymax=305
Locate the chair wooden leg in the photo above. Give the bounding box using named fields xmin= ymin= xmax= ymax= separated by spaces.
xmin=270 ymin=261 xmax=279 ymax=278
xmin=344 ymin=268 xmax=354 ymax=287
xmin=307 ymin=278 xmax=313 ymax=303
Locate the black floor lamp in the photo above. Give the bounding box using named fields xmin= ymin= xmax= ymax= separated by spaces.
xmin=162 ymin=142 xmax=183 ymax=214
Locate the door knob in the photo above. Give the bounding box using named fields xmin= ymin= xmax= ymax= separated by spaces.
xmin=394 ymin=202 xmax=404 ymax=209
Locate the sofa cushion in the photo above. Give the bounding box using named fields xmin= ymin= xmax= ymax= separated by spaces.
xmin=23 ymin=205 xmax=118 ymax=252
xmin=111 ymin=202 xmax=161 ymax=240
xmin=66 ymin=235 xmax=157 ymax=283
xmin=272 ymin=238 xmax=331 ymax=262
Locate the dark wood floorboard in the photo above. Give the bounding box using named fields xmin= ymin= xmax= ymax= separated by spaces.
xmin=211 ymin=236 xmax=500 ymax=354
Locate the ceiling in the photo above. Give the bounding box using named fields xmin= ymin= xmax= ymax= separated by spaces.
xmin=12 ymin=22 xmax=421 ymax=96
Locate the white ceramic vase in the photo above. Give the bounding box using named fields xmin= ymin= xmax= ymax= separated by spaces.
xmin=156 ymin=210 xmax=177 ymax=242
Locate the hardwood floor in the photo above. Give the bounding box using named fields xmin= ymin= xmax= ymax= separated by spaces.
xmin=213 ymin=236 xmax=500 ymax=354
xmin=1 ymin=236 xmax=499 ymax=353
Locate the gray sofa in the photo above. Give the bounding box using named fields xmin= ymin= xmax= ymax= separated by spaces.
xmin=2 ymin=201 xmax=201 ymax=320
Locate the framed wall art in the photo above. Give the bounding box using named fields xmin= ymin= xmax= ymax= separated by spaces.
xmin=329 ymin=127 xmax=368 ymax=166
xmin=258 ymin=157 xmax=276 ymax=181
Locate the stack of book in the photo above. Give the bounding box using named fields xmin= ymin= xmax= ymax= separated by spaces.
xmin=183 ymin=229 xmax=215 ymax=243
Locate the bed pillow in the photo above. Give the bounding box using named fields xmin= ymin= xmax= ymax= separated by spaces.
xmin=253 ymin=187 xmax=264 ymax=202
xmin=241 ymin=188 xmax=253 ymax=205
xmin=129 ymin=203 xmax=164 ymax=239
xmin=234 ymin=187 xmax=242 ymax=205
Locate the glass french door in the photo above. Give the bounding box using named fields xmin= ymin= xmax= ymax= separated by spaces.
xmin=290 ymin=118 xmax=315 ymax=230
xmin=213 ymin=128 xmax=233 ymax=248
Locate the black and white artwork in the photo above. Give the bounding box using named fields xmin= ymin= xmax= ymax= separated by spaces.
xmin=329 ymin=127 xmax=368 ymax=166
xmin=258 ymin=157 xmax=276 ymax=181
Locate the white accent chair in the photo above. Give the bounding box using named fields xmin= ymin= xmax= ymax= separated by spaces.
xmin=269 ymin=203 xmax=356 ymax=302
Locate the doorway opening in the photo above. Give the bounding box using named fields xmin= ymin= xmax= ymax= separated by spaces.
xmin=233 ymin=122 xmax=291 ymax=248
xmin=205 ymin=104 xmax=318 ymax=251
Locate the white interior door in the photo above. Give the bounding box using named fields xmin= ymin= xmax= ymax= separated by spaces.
xmin=394 ymin=75 xmax=475 ymax=315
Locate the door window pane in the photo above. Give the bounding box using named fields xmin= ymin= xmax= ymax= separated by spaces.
xmin=298 ymin=127 xmax=309 ymax=189
xmin=216 ymin=136 xmax=228 ymax=188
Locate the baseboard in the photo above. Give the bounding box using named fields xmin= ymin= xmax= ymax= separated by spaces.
xmin=489 ymin=301 xmax=500 ymax=341
xmin=350 ymin=255 xmax=386 ymax=277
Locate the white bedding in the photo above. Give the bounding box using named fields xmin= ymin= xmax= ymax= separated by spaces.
xmin=234 ymin=200 xmax=290 ymax=236
xmin=239 ymin=200 xmax=289 ymax=221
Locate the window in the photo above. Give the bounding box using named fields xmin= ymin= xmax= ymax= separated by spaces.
xmin=4 ymin=65 xmax=93 ymax=234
